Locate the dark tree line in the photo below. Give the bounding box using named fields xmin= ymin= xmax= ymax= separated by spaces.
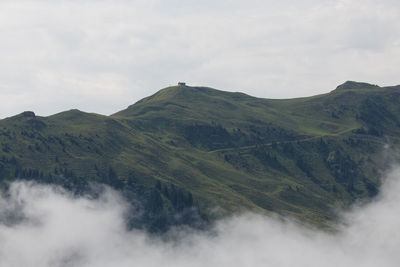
xmin=0 ymin=156 xmax=207 ymax=233
xmin=141 ymin=180 xmax=204 ymax=232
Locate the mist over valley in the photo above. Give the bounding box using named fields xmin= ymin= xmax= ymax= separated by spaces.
xmin=1 ymin=165 xmax=400 ymax=267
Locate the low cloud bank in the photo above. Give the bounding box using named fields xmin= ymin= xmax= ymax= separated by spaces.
xmin=1 ymin=168 xmax=400 ymax=267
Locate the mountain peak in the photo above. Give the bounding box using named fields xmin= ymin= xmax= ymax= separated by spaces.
xmin=135 ymin=85 xmax=253 ymax=105
xmin=135 ymin=85 xmax=196 ymax=104
xmin=113 ymin=85 xmax=255 ymax=118
xmin=335 ymin=81 xmax=380 ymax=91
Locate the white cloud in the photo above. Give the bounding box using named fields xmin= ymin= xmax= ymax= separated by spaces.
xmin=0 ymin=166 xmax=400 ymax=266
xmin=0 ymin=0 xmax=399 ymax=118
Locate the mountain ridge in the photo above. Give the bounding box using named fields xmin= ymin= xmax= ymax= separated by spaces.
xmin=0 ymin=81 xmax=399 ymax=231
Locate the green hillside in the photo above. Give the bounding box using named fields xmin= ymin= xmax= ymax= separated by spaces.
xmin=1 ymin=81 xmax=399 ymax=231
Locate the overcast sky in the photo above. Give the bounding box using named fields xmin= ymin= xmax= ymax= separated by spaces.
xmin=0 ymin=0 xmax=399 ymax=118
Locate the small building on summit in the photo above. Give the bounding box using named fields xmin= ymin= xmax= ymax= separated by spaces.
xmin=178 ymin=82 xmax=186 ymax=86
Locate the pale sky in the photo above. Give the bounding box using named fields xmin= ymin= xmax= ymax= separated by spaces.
xmin=0 ymin=0 xmax=399 ymax=118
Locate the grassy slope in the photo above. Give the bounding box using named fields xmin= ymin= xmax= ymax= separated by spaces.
xmin=1 ymin=81 xmax=400 ymax=228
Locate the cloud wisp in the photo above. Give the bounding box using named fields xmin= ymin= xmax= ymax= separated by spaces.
xmin=1 ymin=167 xmax=400 ymax=267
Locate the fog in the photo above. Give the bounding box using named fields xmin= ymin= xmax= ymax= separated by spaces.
xmin=1 ymin=168 xmax=400 ymax=267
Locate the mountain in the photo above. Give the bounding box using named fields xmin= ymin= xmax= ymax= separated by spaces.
xmin=1 ymin=81 xmax=400 ymax=231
